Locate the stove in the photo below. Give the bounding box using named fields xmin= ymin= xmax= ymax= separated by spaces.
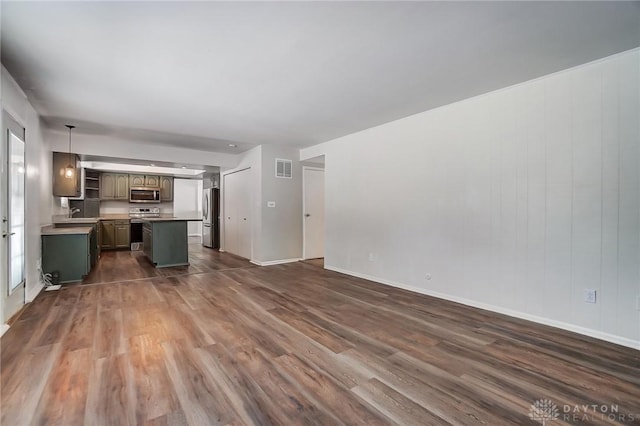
xmin=129 ymin=207 xmax=160 ymax=251
xmin=129 ymin=207 xmax=160 ymax=221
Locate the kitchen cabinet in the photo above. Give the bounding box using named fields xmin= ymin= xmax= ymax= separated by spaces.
xmin=52 ymin=152 xmax=81 ymax=197
xmin=100 ymin=220 xmax=115 ymax=249
xmin=130 ymin=174 xmax=145 ymax=187
xmin=100 ymin=173 xmax=129 ymax=200
xmin=130 ymin=174 xmax=160 ymax=188
xmin=100 ymin=174 xmax=115 ymax=199
xmin=115 ymin=174 xmax=129 ymax=199
xmin=142 ymin=220 xmax=188 ymax=267
xmin=84 ymin=169 xmax=101 ymax=200
xmin=115 ymin=221 xmax=130 ymax=248
xmin=42 ymin=227 xmax=97 ymax=283
xmin=101 ymin=220 xmax=130 ymax=249
xmin=145 ymin=175 xmax=159 ymax=187
xmin=53 ymin=222 xmax=99 ymax=267
xmin=159 ymin=176 xmax=173 ymax=202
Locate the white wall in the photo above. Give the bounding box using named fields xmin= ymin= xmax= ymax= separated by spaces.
xmin=1 ymin=67 xmax=51 ymax=306
xmin=260 ymin=145 xmax=303 ymax=262
xmin=173 ymin=178 xmax=202 ymax=237
xmin=303 ymin=49 xmax=640 ymax=349
xmin=220 ymin=146 xmax=263 ymax=261
xmin=220 ymin=144 xmax=303 ymax=264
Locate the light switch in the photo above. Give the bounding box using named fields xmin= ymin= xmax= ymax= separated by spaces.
xmin=267 ymin=201 xmax=276 ymax=208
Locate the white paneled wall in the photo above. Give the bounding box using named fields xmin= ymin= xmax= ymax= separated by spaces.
xmin=316 ymin=49 xmax=640 ymax=347
xmin=173 ymin=179 xmax=203 ymax=237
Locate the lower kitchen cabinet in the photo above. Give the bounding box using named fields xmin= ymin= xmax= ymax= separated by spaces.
xmin=115 ymin=222 xmax=130 ymax=248
xmin=100 ymin=220 xmax=115 ymax=249
xmin=142 ymin=220 xmax=188 ymax=268
xmin=101 ymin=220 xmax=130 ymax=249
xmin=42 ymin=228 xmax=97 ymax=283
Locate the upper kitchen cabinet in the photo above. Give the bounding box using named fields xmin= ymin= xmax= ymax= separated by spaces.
xmin=100 ymin=173 xmax=129 ymax=200
xmin=84 ymin=169 xmax=100 ymax=199
xmin=145 ymin=175 xmax=160 ymax=187
xmin=52 ymin=151 xmax=81 ymax=197
xmin=130 ymin=174 xmax=160 ymax=188
xmin=159 ymin=176 xmax=173 ymax=202
xmin=130 ymin=174 xmax=145 ymax=187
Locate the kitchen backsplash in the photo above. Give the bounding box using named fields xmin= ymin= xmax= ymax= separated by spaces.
xmin=100 ymin=201 xmax=174 ymax=215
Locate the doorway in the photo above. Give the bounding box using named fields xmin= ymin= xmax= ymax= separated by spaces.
xmin=223 ymin=168 xmax=252 ymax=259
xmin=1 ymin=111 xmax=26 ymax=322
xmin=303 ymin=167 xmax=324 ymax=260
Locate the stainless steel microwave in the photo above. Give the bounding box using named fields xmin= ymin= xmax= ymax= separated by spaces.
xmin=130 ymin=188 xmax=161 ymax=203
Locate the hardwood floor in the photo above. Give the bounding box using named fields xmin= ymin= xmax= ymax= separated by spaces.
xmin=2 ymin=245 xmax=639 ymax=425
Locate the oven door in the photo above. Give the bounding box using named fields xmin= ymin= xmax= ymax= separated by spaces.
xmin=130 ymin=188 xmax=160 ymax=203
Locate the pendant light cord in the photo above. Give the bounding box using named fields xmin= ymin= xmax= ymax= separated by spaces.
xmin=65 ymin=124 xmax=75 ymax=165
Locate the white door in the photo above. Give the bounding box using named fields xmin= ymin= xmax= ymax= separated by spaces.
xmin=1 ymin=112 xmax=26 ymax=322
xmin=223 ymin=169 xmax=251 ymax=259
xmin=303 ymin=167 xmax=325 ymax=259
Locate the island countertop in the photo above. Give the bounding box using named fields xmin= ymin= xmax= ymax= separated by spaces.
xmin=41 ymin=225 xmax=94 ymax=235
xmin=52 ymin=215 xmax=203 ymax=224
xmin=142 ymin=217 xmax=203 ymax=222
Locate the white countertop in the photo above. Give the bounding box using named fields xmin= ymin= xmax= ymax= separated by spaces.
xmin=41 ymin=225 xmax=94 ymax=235
xmin=52 ymin=217 xmax=100 ymax=224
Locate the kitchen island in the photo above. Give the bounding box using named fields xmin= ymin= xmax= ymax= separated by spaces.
xmin=41 ymin=225 xmax=98 ymax=283
xmin=142 ymin=218 xmax=201 ymax=268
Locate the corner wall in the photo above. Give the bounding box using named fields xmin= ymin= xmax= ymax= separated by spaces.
xmin=260 ymin=145 xmax=302 ymax=263
xmin=303 ymin=49 xmax=640 ymax=348
xmin=1 ymin=67 xmax=51 ymax=306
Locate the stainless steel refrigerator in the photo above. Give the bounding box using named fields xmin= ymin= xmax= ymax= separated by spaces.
xmin=202 ymin=188 xmax=220 ymax=248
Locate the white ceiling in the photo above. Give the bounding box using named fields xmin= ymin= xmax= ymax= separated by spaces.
xmin=2 ymin=1 xmax=639 ymax=153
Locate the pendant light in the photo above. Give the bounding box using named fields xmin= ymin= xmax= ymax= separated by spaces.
xmin=64 ymin=124 xmax=76 ymax=179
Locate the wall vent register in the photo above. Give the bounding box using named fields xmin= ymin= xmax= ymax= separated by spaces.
xmin=275 ymin=158 xmax=292 ymax=179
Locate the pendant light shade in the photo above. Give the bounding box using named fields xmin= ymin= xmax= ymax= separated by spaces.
xmin=64 ymin=124 xmax=76 ymax=179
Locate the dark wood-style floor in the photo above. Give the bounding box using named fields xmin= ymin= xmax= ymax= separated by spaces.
xmin=2 ymin=245 xmax=639 ymax=425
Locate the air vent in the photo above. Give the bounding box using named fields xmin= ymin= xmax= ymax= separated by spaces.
xmin=275 ymin=159 xmax=292 ymax=179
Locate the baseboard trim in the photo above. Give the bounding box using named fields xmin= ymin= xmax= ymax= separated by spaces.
xmin=325 ymin=265 xmax=640 ymax=351
xmin=251 ymin=258 xmax=301 ymax=267
xmin=0 ymin=323 xmax=9 ymax=337
xmin=26 ymin=283 xmax=44 ymax=303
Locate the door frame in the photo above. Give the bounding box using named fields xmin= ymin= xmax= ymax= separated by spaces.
xmin=1 ymin=110 xmax=26 ymax=325
xmin=302 ymin=166 xmax=325 ymax=260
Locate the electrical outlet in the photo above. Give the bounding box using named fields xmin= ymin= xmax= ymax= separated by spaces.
xmin=425 ymin=273 xmax=432 ymax=280
xmin=368 ymin=253 xmax=375 ymax=262
xmin=584 ymin=289 xmax=597 ymax=304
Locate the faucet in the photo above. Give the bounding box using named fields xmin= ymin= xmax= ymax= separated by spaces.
xmin=69 ymin=208 xmax=81 ymax=218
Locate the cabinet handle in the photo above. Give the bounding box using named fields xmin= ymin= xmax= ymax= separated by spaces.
xmin=2 ymin=232 xmax=16 ymax=238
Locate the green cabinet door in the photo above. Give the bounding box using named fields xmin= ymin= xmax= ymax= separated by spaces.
xmin=144 ymin=221 xmax=188 ymax=268
xmin=42 ymin=234 xmax=90 ymax=283
xmin=115 ymin=174 xmax=129 ymax=200
xmin=115 ymin=222 xmax=130 ymax=248
xmin=160 ymin=176 xmax=173 ymax=201
xmin=100 ymin=221 xmax=115 ymax=249
xmin=100 ymin=173 xmax=116 ymax=199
